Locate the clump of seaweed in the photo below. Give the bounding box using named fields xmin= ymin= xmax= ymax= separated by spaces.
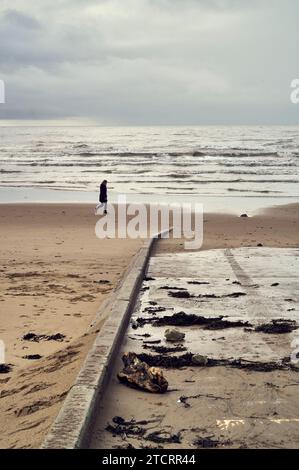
xmin=136 ymin=352 xmax=297 ymax=372
xmin=0 ymin=364 xmax=12 ymax=374
xmin=153 ymin=312 xmax=252 ymax=330
xmin=255 ymin=319 xmax=298 ymax=334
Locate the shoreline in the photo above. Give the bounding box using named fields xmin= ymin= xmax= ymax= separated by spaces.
xmin=0 ymin=202 xmax=298 ymax=448
xmin=1 ymin=186 xmax=298 ymax=215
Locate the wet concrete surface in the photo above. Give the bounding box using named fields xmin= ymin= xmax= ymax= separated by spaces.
xmin=89 ymin=248 xmax=299 ymax=449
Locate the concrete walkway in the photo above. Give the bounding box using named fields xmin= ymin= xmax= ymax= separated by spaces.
xmin=90 ymin=248 xmax=299 ymax=449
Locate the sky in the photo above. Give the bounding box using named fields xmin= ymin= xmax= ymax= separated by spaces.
xmin=0 ymin=0 xmax=298 ymax=125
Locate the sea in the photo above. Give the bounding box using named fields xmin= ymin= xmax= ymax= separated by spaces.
xmin=0 ymin=125 xmax=298 ymax=213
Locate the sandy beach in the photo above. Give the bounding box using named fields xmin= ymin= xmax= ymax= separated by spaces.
xmin=0 ymin=202 xmax=298 ymax=448
xmin=0 ymin=203 xmax=143 ymax=449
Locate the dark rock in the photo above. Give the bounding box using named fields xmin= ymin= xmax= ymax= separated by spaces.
xmin=165 ymin=329 xmax=185 ymax=342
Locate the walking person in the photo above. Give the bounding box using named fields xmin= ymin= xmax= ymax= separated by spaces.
xmin=95 ymin=179 xmax=108 ymax=214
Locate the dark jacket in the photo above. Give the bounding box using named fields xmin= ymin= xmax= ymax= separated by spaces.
xmin=99 ymin=183 xmax=107 ymax=203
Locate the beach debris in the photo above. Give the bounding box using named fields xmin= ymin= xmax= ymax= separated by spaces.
xmin=141 ymin=286 xmax=150 ymax=292
xmin=146 ymin=431 xmax=181 ymax=444
xmin=178 ymin=393 xmax=226 ymax=409
xmin=168 ymin=291 xmax=247 ymax=300
xmin=271 ymin=283 xmax=280 ymax=287
xmin=0 ymin=364 xmax=12 ymax=374
xmin=106 ymin=416 xmax=149 ymax=438
xmin=137 ymin=353 xmax=298 ymax=372
xmin=255 ymin=319 xmax=298 ymax=334
xmin=133 ymin=333 xmax=151 ymax=338
xmin=144 ymin=306 xmax=167 ymax=315
xmin=187 ymin=281 xmax=210 ymax=286
xmin=257 ymin=243 xmax=264 ymax=247
xmin=143 ymin=344 xmax=187 ymax=354
xmin=153 ymin=312 xmax=252 ymax=330
xmin=22 ymin=354 xmax=43 ymax=360
xmin=192 ymin=354 xmax=208 ymax=366
xmin=106 ymin=416 xmax=181 ymax=445
xmin=117 ymin=352 xmax=168 ymax=393
xmin=22 ymin=332 xmax=66 ymax=342
xmin=159 ymin=286 xmax=187 ymax=291
xmin=165 ymin=329 xmax=185 ymax=342
xmin=193 ymin=437 xmax=223 ymax=448
xmin=240 ymin=214 xmax=249 ymax=218
xmin=144 ymin=277 xmax=155 ymax=282
xmin=168 ymin=290 xmax=191 ymax=299
xmin=94 ymin=279 xmax=110 ymax=285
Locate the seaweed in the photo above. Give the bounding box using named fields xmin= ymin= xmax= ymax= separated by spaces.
xmin=144 ymin=306 xmax=167 ymax=315
xmin=168 ymin=291 xmax=191 ymax=299
xmin=159 ymin=286 xmax=188 ymax=291
xmin=106 ymin=417 xmax=147 ymax=437
xmin=179 ymin=393 xmax=227 ymax=408
xmin=255 ymin=319 xmax=298 ymax=334
xmin=152 ymin=312 xmax=252 ymax=330
xmin=137 ymin=353 xmax=297 ymax=372
xmin=106 ymin=416 xmax=180 ymax=445
xmin=187 ymin=281 xmax=210 ymax=286
xmin=22 ymin=332 xmax=66 ymax=342
xmin=143 ymin=344 xmax=187 ymax=354
xmin=22 ymin=354 xmax=43 ymax=360
xmin=194 ymin=437 xmax=224 ymax=448
xmin=0 ymin=364 xmax=12 ymax=374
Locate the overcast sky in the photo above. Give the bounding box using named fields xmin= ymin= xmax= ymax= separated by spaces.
xmin=0 ymin=0 xmax=298 ymax=125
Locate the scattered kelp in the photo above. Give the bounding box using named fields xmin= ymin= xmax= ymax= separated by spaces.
xmin=187 ymin=281 xmax=210 ymax=286
xmin=152 ymin=312 xmax=252 ymax=330
xmin=168 ymin=291 xmax=191 ymax=299
xmin=168 ymin=291 xmax=246 ymax=300
xmin=144 ymin=306 xmax=167 ymax=315
xmin=106 ymin=417 xmax=147 ymax=438
xmin=106 ymin=416 xmax=181 ymax=444
xmin=159 ymin=286 xmax=188 ymax=291
xmin=179 ymin=393 xmax=227 ymax=408
xmin=255 ymin=319 xmax=298 ymax=334
xmin=22 ymin=332 xmax=66 ymax=342
xmin=143 ymin=344 xmax=187 ymax=354
xmin=194 ymin=437 xmax=226 ymax=448
xmin=117 ymin=352 xmax=168 ymax=393
xmin=136 ymin=353 xmax=298 ymax=372
xmin=0 ymin=364 xmax=12 ymax=374
xmin=199 ymin=292 xmax=247 ymax=299
xmin=22 ymin=354 xmax=43 ymax=360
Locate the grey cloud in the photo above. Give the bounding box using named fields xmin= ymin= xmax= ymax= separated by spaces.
xmin=0 ymin=0 xmax=298 ymax=124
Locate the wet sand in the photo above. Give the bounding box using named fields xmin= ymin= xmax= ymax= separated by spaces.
xmin=0 ymin=202 xmax=298 ymax=448
xmin=91 ymin=247 xmax=299 ymax=449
